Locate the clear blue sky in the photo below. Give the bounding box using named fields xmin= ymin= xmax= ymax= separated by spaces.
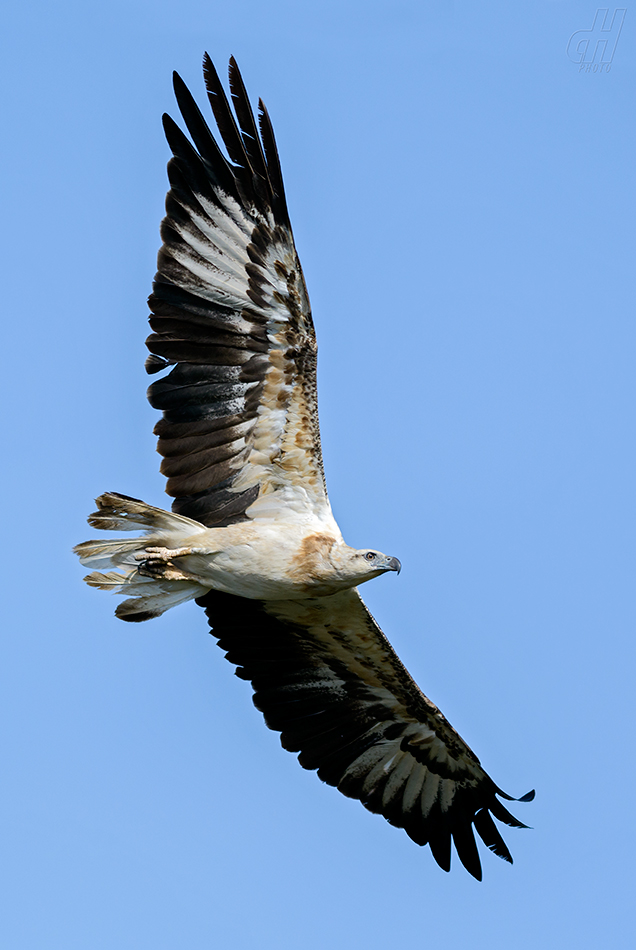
xmin=1 ymin=2 xmax=634 ymax=947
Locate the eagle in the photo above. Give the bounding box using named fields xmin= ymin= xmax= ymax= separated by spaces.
xmin=75 ymin=55 xmax=533 ymax=880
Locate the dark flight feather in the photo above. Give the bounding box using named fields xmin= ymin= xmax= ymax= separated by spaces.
xmin=197 ymin=588 xmax=533 ymax=879
xmin=228 ymin=56 xmax=273 ymax=206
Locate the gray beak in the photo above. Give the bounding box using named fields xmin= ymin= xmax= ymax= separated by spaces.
xmin=384 ymin=556 xmax=401 ymax=575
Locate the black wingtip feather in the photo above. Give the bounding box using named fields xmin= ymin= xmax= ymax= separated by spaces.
xmin=258 ymin=99 xmax=291 ymax=228
xmin=452 ymin=826 xmax=483 ymax=881
xmin=489 ymin=797 xmax=531 ymax=829
xmin=171 ymin=70 xmax=238 ymax=197
xmin=495 ymin=784 xmax=536 ymax=803
xmin=202 ymin=52 xmax=252 ymax=178
xmin=428 ymin=826 xmax=452 ymax=873
xmin=473 ymin=808 xmax=513 ymax=864
xmin=227 ymin=56 xmax=272 ymax=203
xmin=161 ymin=113 xmax=207 ymax=181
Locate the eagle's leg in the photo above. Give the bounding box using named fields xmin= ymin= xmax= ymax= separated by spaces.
xmin=135 ymin=546 xmax=204 ymax=581
xmin=135 ymin=545 xmax=201 ymax=560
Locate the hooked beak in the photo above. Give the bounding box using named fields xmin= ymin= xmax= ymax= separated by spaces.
xmin=384 ymin=555 xmax=401 ymax=575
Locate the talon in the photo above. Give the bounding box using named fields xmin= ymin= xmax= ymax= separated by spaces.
xmin=132 ymin=544 xmax=201 ymax=580
xmin=137 ymin=558 xmax=167 ymax=578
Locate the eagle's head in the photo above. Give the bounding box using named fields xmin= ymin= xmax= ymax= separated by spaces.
xmin=291 ymin=533 xmax=401 ymax=595
xmin=329 ymin=544 xmax=402 ymax=587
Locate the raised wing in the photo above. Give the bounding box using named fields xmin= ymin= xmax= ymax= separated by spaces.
xmin=146 ymin=56 xmax=328 ymax=528
xmin=198 ymin=587 xmax=534 ymax=880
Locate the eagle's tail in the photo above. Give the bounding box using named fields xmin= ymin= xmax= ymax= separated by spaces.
xmin=74 ymin=492 xmax=210 ymax=622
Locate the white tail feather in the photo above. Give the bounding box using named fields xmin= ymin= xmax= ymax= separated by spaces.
xmin=115 ymin=584 xmax=206 ymax=621
xmin=86 ymin=492 xmax=206 ymax=537
xmin=76 ymin=493 xmax=211 ymax=621
xmin=74 ymin=538 xmax=153 ymax=571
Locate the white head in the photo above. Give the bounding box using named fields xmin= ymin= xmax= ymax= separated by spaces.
xmin=331 ymin=544 xmax=402 ymax=586
xmin=293 ymin=533 xmax=401 ymax=594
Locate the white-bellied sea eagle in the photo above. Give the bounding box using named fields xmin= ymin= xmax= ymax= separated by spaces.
xmin=75 ymin=55 xmax=534 ymax=880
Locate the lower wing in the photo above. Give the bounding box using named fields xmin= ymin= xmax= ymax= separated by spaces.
xmin=197 ymin=587 xmax=534 ymax=880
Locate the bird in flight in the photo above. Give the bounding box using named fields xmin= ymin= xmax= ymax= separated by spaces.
xmin=75 ymin=55 xmax=533 ymax=880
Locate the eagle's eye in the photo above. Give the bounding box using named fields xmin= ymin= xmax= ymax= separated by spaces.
xmin=364 ymin=552 xmax=376 ymax=561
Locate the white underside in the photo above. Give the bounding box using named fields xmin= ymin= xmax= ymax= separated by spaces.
xmin=75 ymin=493 xmax=364 ymax=620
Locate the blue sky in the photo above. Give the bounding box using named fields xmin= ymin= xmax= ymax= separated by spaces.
xmin=1 ymin=2 xmax=634 ymax=947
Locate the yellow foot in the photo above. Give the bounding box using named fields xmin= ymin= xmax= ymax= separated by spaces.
xmin=134 ymin=546 xmax=201 ymax=581
xmin=134 ymin=546 xmax=197 ymax=560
